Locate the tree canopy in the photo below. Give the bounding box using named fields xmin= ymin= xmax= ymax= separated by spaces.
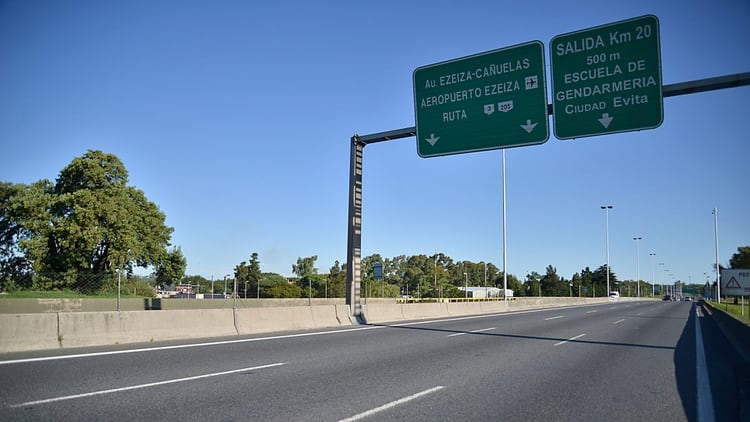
xmin=729 ymin=246 xmax=750 ymax=269
xmin=0 ymin=150 xmax=175 ymax=292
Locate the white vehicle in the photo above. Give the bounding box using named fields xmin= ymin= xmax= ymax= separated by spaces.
xmin=609 ymin=291 xmax=620 ymax=299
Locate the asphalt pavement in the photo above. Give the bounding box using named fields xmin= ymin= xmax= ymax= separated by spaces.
xmin=0 ymin=300 xmax=746 ymax=421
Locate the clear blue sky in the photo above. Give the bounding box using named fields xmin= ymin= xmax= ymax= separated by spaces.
xmin=1 ymin=1 xmax=748 ymax=286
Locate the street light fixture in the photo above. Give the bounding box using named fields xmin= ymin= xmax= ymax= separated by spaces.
xmin=601 ymin=205 xmax=613 ymax=296
xmin=633 ymin=237 xmax=642 ymax=298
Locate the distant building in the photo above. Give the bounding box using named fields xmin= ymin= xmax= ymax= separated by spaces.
xmin=457 ymin=287 xmax=513 ymax=298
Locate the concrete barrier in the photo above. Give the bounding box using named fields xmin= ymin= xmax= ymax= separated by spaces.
xmin=361 ymin=302 xmax=403 ymax=323
xmin=0 ymin=297 xmax=632 ymax=353
xmin=235 ymin=305 xmax=346 ymax=335
xmin=57 ymin=309 xmax=237 ymax=349
xmin=401 ymin=302 xmax=446 ymax=320
xmin=0 ymin=313 xmax=61 ymax=352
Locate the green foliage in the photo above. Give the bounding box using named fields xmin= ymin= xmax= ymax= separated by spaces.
xmin=708 ymin=300 xmax=750 ymax=325
xmin=267 ymin=282 xmax=302 ymax=298
xmin=729 ymin=246 xmax=750 ymax=269
xmin=155 ymin=247 xmax=187 ymax=286
xmin=292 ymin=255 xmax=318 ymax=278
xmin=328 ymin=260 xmax=346 ymax=298
xmin=0 ymin=150 xmax=175 ymax=294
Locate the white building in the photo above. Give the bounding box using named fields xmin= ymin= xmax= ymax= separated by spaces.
xmin=457 ymin=286 xmax=513 ymax=298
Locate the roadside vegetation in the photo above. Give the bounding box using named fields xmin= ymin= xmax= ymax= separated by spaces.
xmin=707 ymin=300 xmax=750 ymax=325
xmin=2 ymin=151 xmax=748 ymax=301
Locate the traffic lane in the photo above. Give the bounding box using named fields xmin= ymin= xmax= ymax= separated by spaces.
xmin=0 ymin=302 xmax=669 ymax=410
xmin=372 ymin=301 xmax=693 ymax=421
xmin=0 ymin=302 xmax=694 ymax=421
xmin=1 ymin=315 xmax=550 ymax=421
xmin=324 ymin=301 xmax=693 ymax=421
xmin=0 ymin=326 xmax=362 ymax=407
xmin=280 ymin=303 xmax=693 ymax=421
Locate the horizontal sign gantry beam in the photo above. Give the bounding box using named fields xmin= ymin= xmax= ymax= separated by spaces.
xmin=355 ymin=72 xmax=750 ymax=145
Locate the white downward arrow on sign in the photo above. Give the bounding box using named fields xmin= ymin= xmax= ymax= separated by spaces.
xmin=520 ymin=119 xmax=538 ymax=133
xmin=598 ymin=113 xmax=614 ymax=128
xmin=425 ymin=133 xmax=440 ymax=146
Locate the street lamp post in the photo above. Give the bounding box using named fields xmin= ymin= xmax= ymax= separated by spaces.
xmin=464 ymin=272 xmax=468 ymax=300
xmin=601 ymin=205 xmax=613 ymax=296
xmin=633 ymin=237 xmax=642 ymax=298
xmin=649 ymin=253 xmax=656 ymax=297
xmin=659 ymin=263 xmax=665 ymax=296
xmin=713 ymin=207 xmax=721 ymax=303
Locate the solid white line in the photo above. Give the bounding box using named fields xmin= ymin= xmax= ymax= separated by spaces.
xmin=695 ymin=307 xmax=715 ymax=421
xmin=612 ymin=319 xmax=626 ymax=324
xmin=544 ymin=315 xmax=564 ymax=321
xmin=586 ymin=310 xmax=598 ymax=314
xmin=337 ymin=386 xmax=445 ymax=422
xmin=10 ymin=362 xmax=285 ymax=408
xmin=0 ymin=327 xmax=381 ymax=366
xmin=554 ymin=333 xmax=586 ymax=346
xmin=447 ymin=327 xmax=495 ymax=337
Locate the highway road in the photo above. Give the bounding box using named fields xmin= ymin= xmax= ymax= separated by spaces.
xmin=1 ymin=301 xmax=747 ymax=421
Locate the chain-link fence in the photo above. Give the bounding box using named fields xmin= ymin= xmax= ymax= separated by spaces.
xmin=1 ymin=271 xmax=156 ymax=297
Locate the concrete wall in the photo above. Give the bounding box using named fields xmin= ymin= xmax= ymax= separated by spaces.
xmin=0 ymin=297 xmax=626 ymax=353
xmin=0 ymin=298 xmax=346 ymax=314
xmin=361 ymin=297 xmax=615 ymax=323
xmin=0 ymin=313 xmax=61 ymax=352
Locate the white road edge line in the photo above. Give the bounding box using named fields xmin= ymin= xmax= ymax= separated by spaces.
xmin=586 ymin=310 xmax=598 ymax=314
xmin=9 ymin=362 xmax=285 ymax=408
xmin=0 ymin=327 xmax=381 ymax=366
xmin=612 ymin=319 xmax=626 ymax=324
xmin=695 ymin=306 xmax=715 ymax=422
xmin=554 ymin=333 xmax=586 ymax=346
xmin=337 ymin=386 xmax=445 ymax=422
xmin=544 ymin=315 xmax=564 ymax=321
xmin=447 ymin=327 xmax=496 ymax=337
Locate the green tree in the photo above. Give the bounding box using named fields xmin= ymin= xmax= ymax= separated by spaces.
xmin=234 ymin=261 xmax=249 ymax=297
xmin=182 ymin=274 xmax=211 ymax=293
xmin=591 ymin=264 xmax=618 ymax=297
xmin=0 ymin=182 xmax=33 ymax=290
xmin=541 ymin=265 xmax=569 ymax=296
xmin=268 ymin=282 xmax=302 ymax=298
xmin=155 ymin=247 xmax=186 ymax=287
xmin=3 ymin=150 xmax=174 ymax=292
xmin=292 ymin=255 xmax=318 ymax=278
xmin=248 ymin=252 xmax=262 ymax=297
xmin=497 ymin=272 xmax=523 ymax=296
xmin=729 ymin=246 xmax=750 ymax=269
xmin=328 ymin=260 xmax=346 ymax=298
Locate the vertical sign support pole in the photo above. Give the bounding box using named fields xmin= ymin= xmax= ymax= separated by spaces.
xmin=346 ymin=135 xmax=365 ymax=317
xmin=502 ymin=150 xmax=508 ymax=302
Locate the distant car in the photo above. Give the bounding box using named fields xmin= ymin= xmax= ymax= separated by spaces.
xmin=683 ymin=297 xmax=693 ymax=301
xmin=663 ymin=295 xmax=672 ymax=301
xmin=609 ymin=291 xmax=620 ymax=298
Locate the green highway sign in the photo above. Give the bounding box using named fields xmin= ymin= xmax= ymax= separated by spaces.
xmin=413 ymin=41 xmax=549 ymax=157
xmin=550 ymin=15 xmax=663 ymax=139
